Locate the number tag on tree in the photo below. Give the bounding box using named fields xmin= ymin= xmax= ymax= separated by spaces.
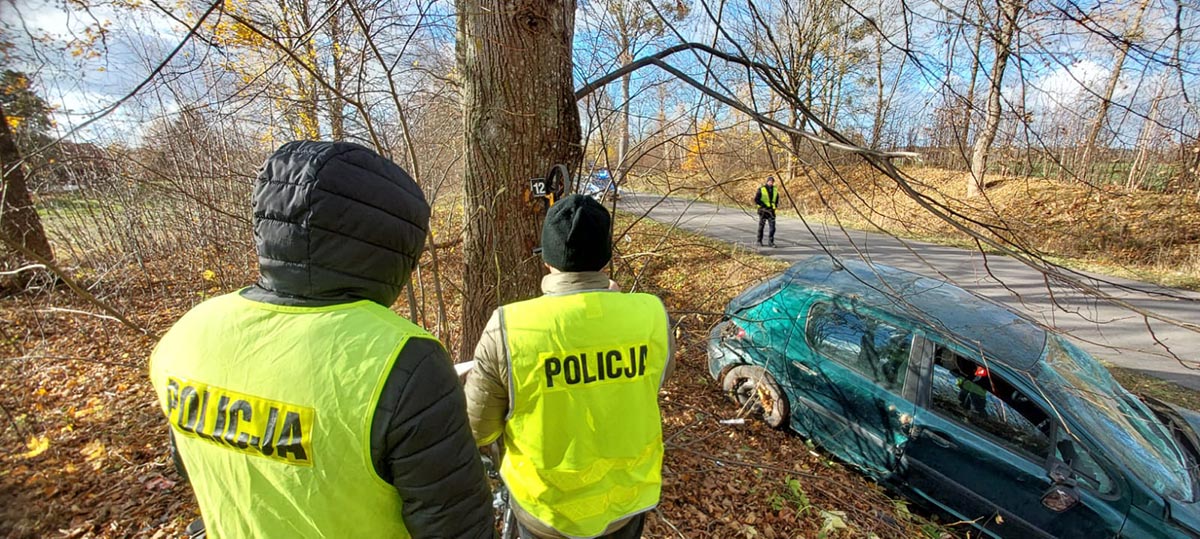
xmin=530 ymin=178 xmax=549 ymax=198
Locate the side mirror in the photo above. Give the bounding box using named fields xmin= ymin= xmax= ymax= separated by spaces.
xmin=1041 ymin=484 xmax=1080 ymax=512
xmin=1043 ymin=460 xmax=1080 ymax=512
xmin=1048 ymin=460 xmax=1072 ymax=484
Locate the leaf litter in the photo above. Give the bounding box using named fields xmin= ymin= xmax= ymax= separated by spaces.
xmin=1 ymin=212 xmax=954 ymax=538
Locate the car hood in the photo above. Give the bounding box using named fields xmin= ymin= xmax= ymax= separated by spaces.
xmin=1145 ymin=397 xmax=1200 ymax=463
xmin=1171 ymin=405 xmax=1200 ymax=452
xmin=1169 ymin=498 xmax=1200 ymax=536
xmin=725 ymin=274 xmax=786 ymax=314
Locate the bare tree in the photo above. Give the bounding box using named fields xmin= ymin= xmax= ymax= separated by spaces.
xmin=583 ymin=0 xmax=689 ymax=182
xmin=0 ymin=101 xmax=54 ymax=267
xmin=1078 ymin=0 xmax=1153 ymax=179
xmin=968 ymin=0 xmax=1023 ymax=197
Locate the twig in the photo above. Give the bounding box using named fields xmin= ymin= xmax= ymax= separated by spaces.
xmin=0 ymin=235 xmax=153 ymax=337
xmin=653 ymin=508 xmax=688 ymax=539
xmin=39 ymin=307 xmax=123 ymax=323
xmin=0 ymin=264 xmax=46 ymax=276
xmin=2 ymin=354 xmax=140 ymax=368
xmin=0 ymin=400 xmax=28 ymax=442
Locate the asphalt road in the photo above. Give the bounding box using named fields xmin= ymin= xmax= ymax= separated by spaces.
xmin=619 ymin=192 xmax=1200 ymax=390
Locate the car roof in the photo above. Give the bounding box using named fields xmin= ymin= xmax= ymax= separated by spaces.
xmin=781 ymin=256 xmax=1048 ymax=371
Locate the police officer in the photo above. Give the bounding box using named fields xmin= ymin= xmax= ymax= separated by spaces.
xmin=754 ymin=176 xmax=779 ymax=247
xmin=149 ymin=141 xmax=492 ymax=538
xmin=464 ymin=194 xmax=675 ymax=539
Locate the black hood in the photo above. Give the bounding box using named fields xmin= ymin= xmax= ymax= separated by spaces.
xmin=244 ymin=141 xmax=429 ymax=307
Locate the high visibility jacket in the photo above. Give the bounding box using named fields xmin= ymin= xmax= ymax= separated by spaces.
xmin=500 ymin=290 xmax=670 ymax=538
xmin=149 ymin=292 xmax=431 ymax=538
xmin=758 ymin=186 xmax=779 ymax=209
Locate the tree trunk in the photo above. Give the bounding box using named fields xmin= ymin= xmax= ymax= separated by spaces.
xmin=618 ymin=73 xmax=631 ymax=175
xmin=0 ymin=102 xmax=55 ymax=266
xmin=786 ymin=106 xmax=801 ymax=185
xmin=327 ymin=3 xmax=346 ymax=140
xmin=1127 ymin=81 xmax=1165 ymax=190
xmin=1190 ymin=127 xmax=1200 ymax=194
xmin=617 ymin=33 xmax=632 ymax=185
xmin=870 ymin=21 xmax=886 ymax=148
xmin=456 ymin=0 xmax=582 ymax=359
xmin=1080 ymin=0 xmax=1150 ymax=181
xmin=959 ymin=23 xmax=984 ymax=169
xmin=968 ymin=0 xmax=1022 ymax=198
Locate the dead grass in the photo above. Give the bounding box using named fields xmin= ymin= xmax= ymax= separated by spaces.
xmin=627 ymin=165 xmax=1200 ymax=290
xmin=1109 ymin=366 xmax=1200 ymax=411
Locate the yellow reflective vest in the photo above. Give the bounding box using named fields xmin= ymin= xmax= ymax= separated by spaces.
xmin=149 ymin=292 xmax=431 ymax=538
xmin=500 ymin=290 xmax=669 ymax=538
xmin=758 ymin=186 xmax=778 ymax=209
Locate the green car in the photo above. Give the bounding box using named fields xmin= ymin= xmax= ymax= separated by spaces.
xmin=708 ymin=256 xmax=1200 ymax=538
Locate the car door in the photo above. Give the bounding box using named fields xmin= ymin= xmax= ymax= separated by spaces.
xmin=899 ymin=334 xmax=1126 ymax=539
xmin=782 ymin=298 xmax=918 ymax=477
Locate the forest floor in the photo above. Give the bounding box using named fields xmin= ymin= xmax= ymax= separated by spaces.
xmin=1 ymin=209 xmax=966 ymax=538
xmin=3 ymin=171 xmax=1200 ymax=537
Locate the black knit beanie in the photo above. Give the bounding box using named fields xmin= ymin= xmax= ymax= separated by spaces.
xmin=541 ymin=194 xmax=612 ymax=272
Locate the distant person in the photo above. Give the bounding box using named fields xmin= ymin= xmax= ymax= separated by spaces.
xmin=464 ymin=194 xmax=676 ymax=539
xmin=149 ymin=141 xmax=492 ymax=538
xmin=754 ymin=175 xmax=779 ymax=247
xmin=957 ymin=361 xmax=990 ymax=415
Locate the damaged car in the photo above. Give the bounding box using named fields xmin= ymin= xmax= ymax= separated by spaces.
xmin=708 ymin=256 xmax=1200 ymax=539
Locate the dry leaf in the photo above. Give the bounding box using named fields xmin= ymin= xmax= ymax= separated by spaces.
xmin=20 ymin=435 xmax=50 ymax=459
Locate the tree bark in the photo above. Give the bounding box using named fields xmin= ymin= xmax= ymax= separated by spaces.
xmin=0 ymin=102 xmax=55 ymax=266
xmin=1127 ymin=80 xmax=1165 ymax=190
xmin=870 ymin=21 xmax=886 ymax=148
xmin=968 ymin=0 xmax=1022 ymax=198
xmin=1079 ymin=0 xmax=1150 ymax=181
xmin=960 ymin=19 xmax=984 ymax=168
xmin=327 ymin=2 xmax=347 ymax=140
xmin=456 ymin=0 xmax=583 ymax=359
xmin=616 ymin=23 xmax=632 ymax=184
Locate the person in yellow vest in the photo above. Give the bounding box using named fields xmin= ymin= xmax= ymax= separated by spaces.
xmin=754 ymin=175 xmax=779 ymax=247
xmin=149 ymin=141 xmax=492 ymax=538
xmin=464 ymin=194 xmax=675 ymax=539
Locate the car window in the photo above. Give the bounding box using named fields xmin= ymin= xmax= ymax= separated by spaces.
xmin=805 ymin=302 xmax=911 ymax=392
xmin=929 ymin=345 xmax=1052 ymax=458
xmin=1055 ymin=431 xmax=1116 ymax=495
xmin=1044 ymin=336 xmax=1192 ymax=501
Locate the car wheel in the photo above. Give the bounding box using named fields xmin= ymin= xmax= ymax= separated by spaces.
xmin=721 ymin=365 xmax=789 ymax=429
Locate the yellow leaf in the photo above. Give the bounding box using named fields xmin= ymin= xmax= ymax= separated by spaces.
xmin=80 ymin=440 xmax=106 ymax=469
xmin=202 ymin=269 xmax=216 ymax=281
xmin=21 ymin=435 xmax=50 ymax=459
xmin=73 ymin=398 xmax=105 ymax=419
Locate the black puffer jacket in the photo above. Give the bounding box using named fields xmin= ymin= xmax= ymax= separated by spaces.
xmin=210 ymin=141 xmax=490 ymax=537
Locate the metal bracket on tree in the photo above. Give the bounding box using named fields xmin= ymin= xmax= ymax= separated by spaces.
xmin=529 ymin=164 xmax=570 ymax=210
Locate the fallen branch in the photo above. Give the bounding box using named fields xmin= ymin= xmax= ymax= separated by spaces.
xmin=0 ymin=235 xmax=154 ymax=337
xmin=0 ymin=264 xmax=46 ymax=276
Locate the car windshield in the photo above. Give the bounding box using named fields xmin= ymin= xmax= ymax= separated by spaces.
xmin=1040 ymin=336 xmax=1193 ymax=501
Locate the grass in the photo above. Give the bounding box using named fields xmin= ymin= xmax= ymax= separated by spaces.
xmin=1109 ymin=366 xmax=1200 ymax=411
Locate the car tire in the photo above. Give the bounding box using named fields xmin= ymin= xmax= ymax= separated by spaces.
xmin=721 ymin=365 xmax=789 ymax=429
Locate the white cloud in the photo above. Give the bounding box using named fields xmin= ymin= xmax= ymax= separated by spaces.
xmin=1022 ymin=59 xmax=1115 ymax=113
xmin=1039 ymin=59 xmax=1108 ymax=96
